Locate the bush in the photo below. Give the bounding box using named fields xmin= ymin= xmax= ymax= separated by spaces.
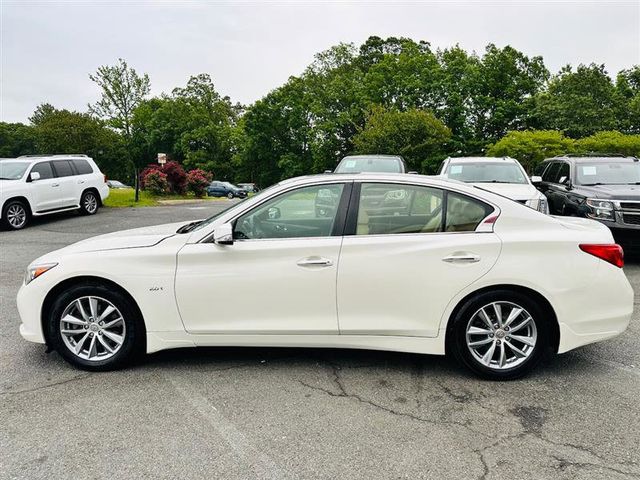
xmin=186 ymin=169 xmax=213 ymax=197
xmin=143 ymin=170 xmax=169 ymax=195
xmin=139 ymin=161 xmax=187 ymax=194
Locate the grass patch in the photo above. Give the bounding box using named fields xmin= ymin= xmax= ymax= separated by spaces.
xmin=103 ymin=188 xmax=224 ymax=208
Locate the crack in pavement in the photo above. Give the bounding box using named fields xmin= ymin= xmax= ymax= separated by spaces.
xmin=0 ymin=373 xmax=91 ymax=396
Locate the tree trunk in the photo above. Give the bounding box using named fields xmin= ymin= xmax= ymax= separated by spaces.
xmin=134 ymin=167 xmax=140 ymax=202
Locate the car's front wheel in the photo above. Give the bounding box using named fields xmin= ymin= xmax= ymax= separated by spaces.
xmin=2 ymin=200 xmax=29 ymax=230
xmin=447 ymin=290 xmax=551 ymax=380
xmin=80 ymin=190 xmax=99 ymax=215
xmin=47 ymin=283 xmax=145 ymax=371
xmin=227 ymin=192 xmax=234 ymax=199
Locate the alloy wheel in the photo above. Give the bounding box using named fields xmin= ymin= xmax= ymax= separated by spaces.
xmin=83 ymin=193 xmax=98 ymax=214
xmin=6 ymin=204 xmax=27 ymax=229
xmin=59 ymin=296 xmax=126 ymax=361
xmin=465 ymin=301 xmax=537 ymax=370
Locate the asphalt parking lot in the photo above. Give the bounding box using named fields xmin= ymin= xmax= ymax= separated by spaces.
xmin=1 ymin=203 xmax=639 ymax=480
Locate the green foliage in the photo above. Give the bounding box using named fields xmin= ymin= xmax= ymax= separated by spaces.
xmin=352 ymin=107 xmax=451 ymax=172
xmin=487 ymin=130 xmax=575 ymax=172
xmin=575 ymin=131 xmax=640 ymax=157
xmin=0 ymin=123 xmax=37 ymax=157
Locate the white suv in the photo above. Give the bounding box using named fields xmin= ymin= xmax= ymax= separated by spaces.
xmin=0 ymin=155 xmax=110 ymax=230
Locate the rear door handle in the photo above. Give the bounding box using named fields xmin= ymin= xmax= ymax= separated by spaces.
xmin=297 ymin=257 xmax=333 ymax=268
xmin=78 ymin=180 xmax=85 ymax=184
xmin=51 ymin=183 xmax=60 ymax=187
xmin=442 ymin=254 xmax=481 ymax=264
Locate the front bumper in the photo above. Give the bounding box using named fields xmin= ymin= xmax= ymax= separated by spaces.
xmin=17 ymin=281 xmax=46 ymax=344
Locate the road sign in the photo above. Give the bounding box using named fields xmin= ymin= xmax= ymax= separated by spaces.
xmin=158 ymin=153 xmax=167 ymax=165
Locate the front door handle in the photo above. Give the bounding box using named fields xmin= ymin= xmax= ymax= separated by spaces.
xmin=297 ymin=256 xmax=333 ymax=268
xmin=442 ymin=253 xmax=481 ymax=264
xmin=51 ymin=183 xmax=60 ymax=187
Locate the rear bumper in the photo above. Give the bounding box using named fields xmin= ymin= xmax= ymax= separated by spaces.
xmin=98 ymin=184 xmax=110 ymax=203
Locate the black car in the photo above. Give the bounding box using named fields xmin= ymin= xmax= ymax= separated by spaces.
xmin=206 ymin=181 xmax=248 ymax=199
xmin=534 ymin=154 xmax=640 ymax=248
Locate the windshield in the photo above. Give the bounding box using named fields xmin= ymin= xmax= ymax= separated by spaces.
xmin=335 ymin=157 xmax=403 ymax=173
xmin=575 ymin=161 xmax=640 ymax=185
xmin=0 ymin=162 xmax=29 ymax=180
xmin=445 ymin=162 xmax=528 ymax=184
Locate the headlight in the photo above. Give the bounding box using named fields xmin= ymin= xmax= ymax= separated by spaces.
xmin=586 ymin=198 xmax=615 ymax=220
xmin=24 ymin=263 xmax=57 ymax=285
xmin=525 ymin=198 xmax=549 ymax=214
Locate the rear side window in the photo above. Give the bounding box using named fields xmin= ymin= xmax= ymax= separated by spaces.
xmin=445 ymin=192 xmax=493 ymax=232
xmin=72 ymin=159 xmax=94 ymax=174
xmin=30 ymin=162 xmax=54 ymax=180
xmin=52 ymin=160 xmax=74 ymax=177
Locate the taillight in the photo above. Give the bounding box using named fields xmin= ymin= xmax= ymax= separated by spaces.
xmin=103 ymin=174 xmax=108 ymax=183
xmin=579 ymin=244 xmax=624 ymax=268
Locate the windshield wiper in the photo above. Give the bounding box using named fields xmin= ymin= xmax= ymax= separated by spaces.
xmin=581 ymin=183 xmax=604 ymax=186
xmin=176 ymin=221 xmax=203 ymax=234
xmin=0 ymin=177 xmax=16 ymax=180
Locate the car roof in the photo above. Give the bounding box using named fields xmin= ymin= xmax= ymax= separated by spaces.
xmin=341 ymin=154 xmax=404 ymax=160
xmin=15 ymin=154 xmax=93 ymax=163
xmin=545 ymin=155 xmax=638 ymax=163
xmin=447 ymin=156 xmax=518 ymax=163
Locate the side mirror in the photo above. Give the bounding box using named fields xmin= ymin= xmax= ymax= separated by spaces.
xmin=213 ymin=223 xmax=234 ymax=245
xmin=30 ymin=171 xmax=41 ymax=182
xmin=267 ymin=207 xmax=281 ymax=219
xmin=530 ymin=175 xmax=542 ymax=184
xmin=559 ymin=176 xmax=572 ymax=188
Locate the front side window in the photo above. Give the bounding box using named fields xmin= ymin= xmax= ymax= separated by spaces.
xmin=234 ymin=184 xmax=345 ymax=240
xmin=446 ymin=192 xmax=492 ymax=232
xmin=356 ymin=183 xmax=444 ymax=235
xmin=556 ymin=163 xmax=570 ymax=183
xmin=52 ymin=160 xmax=74 ymax=177
xmin=30 ymin=162 xmax=54 ymax=180
xmin=542 ymin=162 xmax=560 ymax=182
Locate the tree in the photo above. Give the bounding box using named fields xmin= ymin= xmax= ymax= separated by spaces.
xmin=352 ymin=107 xmax=451 ymax=172
xmin=89 ymin=58 xmax=151 ymax=200
xmin=533 ymin=64 xmax=620 ymax=138
xmin=0 ymin=122 xmax=37 ymax=157
xmin=575 ymin=131 xmax=640 ymax=157
xmin=486 ymin=130 xmax=575 ymax=172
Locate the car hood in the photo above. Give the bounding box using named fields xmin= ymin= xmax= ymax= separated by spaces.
xmin=53 ymin=221 xmax=189 ymax=255
xmin=0 ymin=179 xmax=24 ymax=195
xmin=574 ymin=184 xmax=640 ymax=201
xmin=471 ymin=183 xmax=540 ymax=200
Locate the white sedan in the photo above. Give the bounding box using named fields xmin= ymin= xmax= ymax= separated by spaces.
xmin=18 ymin=173 xmax=633 ymax=379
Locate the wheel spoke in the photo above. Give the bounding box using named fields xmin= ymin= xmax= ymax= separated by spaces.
xmin=478 ymin=309 xmax=494 ymax=329
xmin=505 ymin=340 xmax=527 ymax=358
xmin=503 ymin=307 xmax=523 ymax=329
xmin=87 ymin=335 xmax=97 ymax=359
xmin=75 ymin=332 xmax=90 ymax=354
xmin=98 ymin=335 xmax=114 ymax=353
xmin=481 ymin=340 xmax=497 ymax=366
xmin=89 ymin=297 xmax=99 ymax=320
xmin=498 ymin=342 xmax=506 ymax=367
xmin=102 ymin=330 xmax=124 ymax=346
xmin=98 ymin=305 xmax=116 ymax=322
xmin=493 ymin=303 xmax=503 ymax=327
xmin=469 ymin=337 xmax=494 ymax=347
xmin=75 ymin=299 xmax=90 ymax=322
xmin=509 ymin=316 xmax=532 ymax=333
xmin=102 ymin=317 xmax=123 ymax=329
xmin=509 ymin=334 xmax=536 ymax=347
xmin=62 ymin=314 xmax=86 ymax=326
xmin=61 ymin=329 xmax=84 ymax=336
xmin=468 ymin=326 xmax=492 ymax=335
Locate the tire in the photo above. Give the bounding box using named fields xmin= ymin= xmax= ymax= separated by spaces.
xmin=47 ymin=283 xmax=145 ymax=371
xmin=80 ymin=190 xmax=99 ymax=215
xmin=2 ymin=200 xmax=29 ymax=230
xmin=227 ymin=192 xmax=234 ymax=199
xmin=447 ymin=290 xmax=551 ymax=380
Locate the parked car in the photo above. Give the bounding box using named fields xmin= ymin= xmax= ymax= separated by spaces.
xmin=237 ymin=183 xmax=259 ymax=194
xmin=534 ymin=154 xmax=640 ymax=249
xmin=207 ymin=181 xmax=248 ymax=199
xmin=18 ymin=173 xmax=632 ymax=379
xmin=439 ymin=157 xmax=549 ymax=214
xmin=0 ymin=155 xmax=109 ymax=230
xmin=332 ymin=154 xmax=409 ymax=174
xmin=107 ymin=180 xmax=131 ymax=189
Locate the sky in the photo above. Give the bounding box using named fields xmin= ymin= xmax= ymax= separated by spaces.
xmin=1 ymin=0 xmax=639 ymax=123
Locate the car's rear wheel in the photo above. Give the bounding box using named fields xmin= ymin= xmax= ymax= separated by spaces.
xmin=2 ymin=200 xmax=29 ymax=230
xmin=47 ymin=283 xmax=145 ymax=371
xmin=80 ymin=190 xmax=99 ymax=215
xmin=447 ymin=290 xmax=550 ymax=380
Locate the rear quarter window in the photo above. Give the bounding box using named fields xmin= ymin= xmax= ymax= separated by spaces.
xmin=445 ymin=192 xmax=493 ymax=232
xmin=72 ymin=159 xmax=94 ymax=174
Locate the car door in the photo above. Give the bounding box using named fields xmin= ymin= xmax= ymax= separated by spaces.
xmin=50 ymin=160 xmax=78 ymax=207
xmin=70 ymin=158 xmax=95 ymax=194
xmin=27 ymin=161 xmax=61 ymax=212
xmin=545 ymin=162 xmax=570 ymax=215
xmin=336 ymin=182 xmax=501 ymax=337
xmin=175 ymin=182 xmax=350 ymax=334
